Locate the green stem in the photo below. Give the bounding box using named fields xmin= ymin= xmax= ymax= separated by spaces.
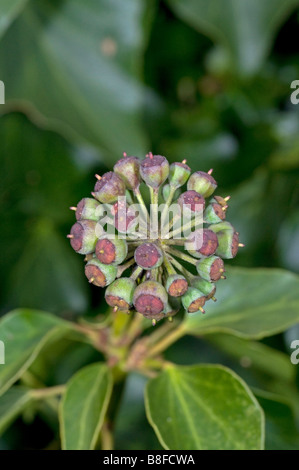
xmin=149 ymin=187 xmax=159 ymax=239
xmin=163 ymin=253 xmax=176 ymax=276
xmin=167 ymin=212 xmax=181 ymax=232
xmin=125 ymin=190 xmax=134 ymax=205
xmin=146 ymin=320 xmax=178 ymax=347
xmin=124 ymin=313 xmax=145 ymax=345
xmin=117 ymin=257 xmax=136 ymax=277
xmin=134 ymin=187 xmax=149 ymax=233
xmin=165 ymin=246 xmax=197 ymax=265
xmin=130 ymin=265 xmax=143 ymax=281
xmin=169 ymin=215 xmax=202 ymax=238
xmin=152 ymin=268 xmax=159 ymax=281
xmin=147 ymin=325 xmax=186 ymax=358
xmin=30 ymin=385 xmax=66 ymax=399
xmin=160 ymin=185 xmax=176 ymax=227
xmin=163 ymin=239 xmax=187 ymax=246
xmin=165 ymin=253 xmax=195 ymax=282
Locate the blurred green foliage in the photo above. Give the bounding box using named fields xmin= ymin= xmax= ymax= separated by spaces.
xmin=0 ymin=0 xmax=299 ymax=450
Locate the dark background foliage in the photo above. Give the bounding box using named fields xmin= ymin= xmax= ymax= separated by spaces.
xmin=0 ymin=0 xmax=299 ymax=449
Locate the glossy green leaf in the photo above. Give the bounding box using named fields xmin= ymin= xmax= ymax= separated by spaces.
xmin=206 ymin=333 xmax=295 ymax=383
xmin=255 ymin=390 xmax=299 ymax=450
xmin=0 ymin=0 xmax=148 ymax=157
xmin=277 ymin=211 xmax=299 ymax=273
xmin=115 ymin=373 xmax=162 ymax=450
xmin=183 ymin=267 xmax=299 ymax=339
xmin=6 ymin=221 xmax=88 ymax=314
xmin=0 ymin=0 xmax=27 ymax=39
xmin=168 ymin=0 xmax=299 ymax=75
xmin=0 ymin=386 xmax=32 ymax=435
xmin=59 ymin=363 xmax=112 ymax=450
xmin=0 ymin=112 xmax=90 ymax=314
xmin=145 ymin=364 xmax=264 ymax=450
xmin=0 ymin=309 xmax=71 ymax=396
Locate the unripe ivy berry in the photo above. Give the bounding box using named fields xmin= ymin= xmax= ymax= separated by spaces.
xmin=217 ymin=230 xmax=239 ymax=259
xmin=73 ymin=198 xmax=100 ymax=222
xmin=185 ymin=229 xmax=218 ymax=258
xmin=134 ymin=243 xmax=163 ymax=270
xmin=85 ymin=259 xmax=117 ymax=287
xmin=209 ymin=221 xmax=233 ymax=233
xmin=169 ymin=161 xmax=191 ymax=189
xmin=209 ymin=222 xmax=239 ymax=259
xmin=133 ymin=281 xmax=168 ymax=318
xmin=178 ymin=190 xmax=205 ymax=213
xmin=166 ymin=274 xmax=189 ymax=297
xmin=68 ymin=220 xmax=98 ymax=254
xmin=95 ymin=237 xmax=128 ymax=265
xmin=162 ymin=184 xmax=181 ymax=202
xmin=105 ymin=277 xmax=136 ymax=311
xmin=187 ymin=171 xmax=217 ymax=197
xmin=204 ymin=202 xmax=226 ymax=224
xmin=140 ymin=154 xmax=169 ymax=188
xmin=113 ymin=155 xmax=141 ymax=190
xmin=182 ymin=287 xmax=206 ymax=313
xmin=196 ymin=255 xmax=225 ymax=282
xmin=191 ymin=277 xmax=216 ymax=300
xmin=93 ymin=171 xmax=126 ymax=203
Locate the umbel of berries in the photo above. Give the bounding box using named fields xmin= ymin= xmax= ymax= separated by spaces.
xmin=68 ymin=152 xmax=244 ymax=325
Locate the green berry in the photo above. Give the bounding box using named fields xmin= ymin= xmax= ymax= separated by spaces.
xmin=134 ymin=243 xmax=163 ymax=270
xmin=93 ymin=172 xmax=126 ymax=203
xmin=185 ymin=229 xmax=218 ymax=258
xmin=169 ymin=161 xmax=191 ymax=189
xmin=95 ymin=237 xmax=128 ymax=265
xmin=178 ymin=190 xmax=205 ymax=213
xmin=209 ymin=222 xmax=239 ymax=259
xmin=114 ymin=155 xmax=141 ymax=190
xmin=85 ymin=259 xmax=117 ymax=287
xmin=204 ymin=202 xmax=226 ymax=224
xmin=73 ymin=198 xmax=100 ymax=221
xmin=140 ymin=154 xmax=169 ymax=188
xmin=187 ymin=171 xmax=217 ymax=197
xmin=191 ymin=277 xmax=216 ymax=300
xmin=133 ymin=281 xmax=168 ymax=318
xmin=196 ymin=255 xmax=225 ymax=282
xmin=182 ymin=287 xmax=206 ymax=313
xmin=166 ymin=274 xmax=189 ymax=297
xmin=68 ymin=220 xmax=98 ymax=254
xmin=105 ymin=277 xmax=136 ymax=311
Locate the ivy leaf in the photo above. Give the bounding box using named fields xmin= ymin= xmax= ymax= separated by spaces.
xmin=0 ymin=0 xmax=27 ymax=39
xmin=145 ymin=364 xmax=264 ymax=450
xmin=59 ymin=363 xmax=112 ymax=450
xmin=0 ymin=112 xmax=90 ymax=314
xmin=206 ymin=333 xmax=295 ymax=384
xmin=183 ymin=267 xmax=299 ymax=339
xmin=6 ymin=221 xmax=88 ymax=314
xmin=0 ymin=0 xmax=148 ymax=158
xmin=255 ymin=390 xmax=299 ymax=450
xmin=0 ymin=386 xmax=33 ymax=435
xmin=0 ymin=309 xmax=71 ymax=396
xmin=168 ymin=0 xmax=299 ymax=75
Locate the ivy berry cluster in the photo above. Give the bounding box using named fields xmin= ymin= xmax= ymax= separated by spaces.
xmin=68 ymin=153 xmax=243 ymax=325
